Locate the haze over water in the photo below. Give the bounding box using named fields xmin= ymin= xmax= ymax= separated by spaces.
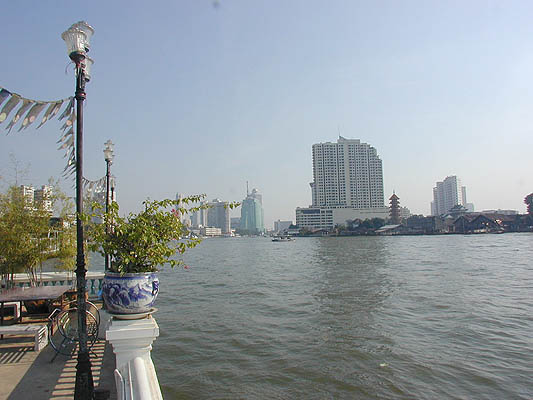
xmin=151 ymin=234 xmax=533 ymax=399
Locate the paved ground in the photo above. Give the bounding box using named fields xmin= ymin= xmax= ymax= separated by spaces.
xmin=0 ymin=317 xmax=116 ymax=399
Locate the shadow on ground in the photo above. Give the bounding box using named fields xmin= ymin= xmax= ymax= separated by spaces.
xmin=0 ymin=334 xmax=116 ymax=400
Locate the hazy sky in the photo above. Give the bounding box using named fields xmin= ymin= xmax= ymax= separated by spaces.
xmin=1 ymin=1 xmax=532 ymax=228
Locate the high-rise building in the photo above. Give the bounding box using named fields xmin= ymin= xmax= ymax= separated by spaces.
xmin=207 ymin=199 xmax=231 ymax=234
xmin=34 ymin=185 xmax=53 ymax=213
xmin=296 ymin=137 xmax=388 ymax=230
xmin=230 ymin=217 xmax=241 ymax=230
xmin=431 ymin=175 xmax=468 ymax=216
xmin=175 ymin=193 xmax=191 ymax=226
xmin=18 ymin=185 xmax=34 ymax=208
xmin=190 ymin=201 xmax=208 ymax=228
xmin=311 ymin=136 xmax=384 ymax=208
xmin=240 ymin=187 xmax=264 ymax=234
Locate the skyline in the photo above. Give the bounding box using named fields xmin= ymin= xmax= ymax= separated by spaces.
xmin=1 ymin=1 xmax=532 ymax=229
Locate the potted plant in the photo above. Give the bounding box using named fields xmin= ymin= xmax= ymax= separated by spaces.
xmin=86 ymin=196 xmax=210 ymax=315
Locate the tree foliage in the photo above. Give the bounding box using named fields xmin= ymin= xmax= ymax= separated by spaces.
xmin=525 ymin=193 xmax=533 ymax=215
xmin=86 ymin=195 xmax=239 ymax=274
xmin=0 ymin=182 xmax=76 ymax=287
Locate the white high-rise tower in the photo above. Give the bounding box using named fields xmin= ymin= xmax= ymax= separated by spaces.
xmin=311 ymin=136 xmax=384 ymax=208
xmin=296 ymin=136 xmax=388 ymax=230
xmin=431 ymin=176 xmax=467 ymax=216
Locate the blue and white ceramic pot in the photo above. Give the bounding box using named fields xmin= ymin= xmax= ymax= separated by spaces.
xmin=102 ymin=272 xmax=159 ymax=314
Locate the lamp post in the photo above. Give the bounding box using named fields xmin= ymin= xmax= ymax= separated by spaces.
xmin=62 ymin=20 xmax=95 ymax=400
xmin=103 ymin=140 xmax=114 ymax=272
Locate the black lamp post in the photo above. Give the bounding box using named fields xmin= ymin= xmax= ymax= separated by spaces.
xmin=103 ymin=140 xmax=114 ymax=272
xmin=62 ymin=21 xmax=95 ymax=400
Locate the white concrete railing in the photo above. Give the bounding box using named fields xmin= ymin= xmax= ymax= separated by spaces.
xmin=8 ymin=271 xmax=105 ymax=298
xmin=106 ymin=316 xmax=163 ymax=400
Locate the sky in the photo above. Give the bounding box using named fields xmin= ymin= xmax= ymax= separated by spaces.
xmin=1 ymin=1 xmax=533 ymax=228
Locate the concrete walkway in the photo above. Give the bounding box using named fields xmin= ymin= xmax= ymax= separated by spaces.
xmin=0 ymin=326 xmax=116 ymax=399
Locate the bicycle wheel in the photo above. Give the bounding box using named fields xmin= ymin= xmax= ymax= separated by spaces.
xmin=49 ymin=307 xmax=98 ymax=357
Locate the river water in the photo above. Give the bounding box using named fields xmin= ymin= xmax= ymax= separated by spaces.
xmin=151 ymin=234 xmax=533 ymax=399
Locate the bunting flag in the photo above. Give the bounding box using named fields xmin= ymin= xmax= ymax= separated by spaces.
xmin=0 ymin=86 xmax=75 ymax=177
xmin=0 ymin=89 xmax=11 ymax=107
xmin=82 ymin=175 xmax=116 ymax=200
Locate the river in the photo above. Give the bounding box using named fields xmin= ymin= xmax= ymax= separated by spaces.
xmin=150 ymin=233 xmax=532 ymax=399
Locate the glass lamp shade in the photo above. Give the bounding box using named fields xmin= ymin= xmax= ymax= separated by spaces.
xmin=84 ymin=56 xmax=94 ymax=82
xmin=104 ymin=140 xmax=114 ymax=161
xmin=61 ymin=28 xmax=87 ymax=57
xmin=71 ymin=21 xmax=94 ymax=51
xmin=103 ymin=148 xmax=113 ymax=162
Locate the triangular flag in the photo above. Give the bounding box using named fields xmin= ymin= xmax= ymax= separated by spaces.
xmin=6 ymin=99 xmax=33 ymax=132
xmin=0 ymin=95 xmax=21 ymax=123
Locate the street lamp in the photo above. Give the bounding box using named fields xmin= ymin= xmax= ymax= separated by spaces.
xmin=62 ymin=20 xmax=94 ymax=400
xmin=103 ymin=140 xmax=114 ymax=272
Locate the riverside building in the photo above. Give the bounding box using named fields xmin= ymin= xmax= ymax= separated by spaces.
xmin=296 ymin=136 xmax=388 ymax=230
xmin=431 ymin=175 xmax=470 ymax=216
xmin=207 ymin=199 xmax=231 ymax=234
xmin=190 ymin=200 xmax=208 ymax=228
xmin=240 ymin=187 xmax=265 ymax=234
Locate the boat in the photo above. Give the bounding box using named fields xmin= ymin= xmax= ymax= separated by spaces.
xmin=271 ymin=235 xmax=294 ymax=242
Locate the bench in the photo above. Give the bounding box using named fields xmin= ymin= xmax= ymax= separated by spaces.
xmin=2 ymin=302 xmax=21 ymax=320
xmin=0 ymin=324 xmax=48 ymax=351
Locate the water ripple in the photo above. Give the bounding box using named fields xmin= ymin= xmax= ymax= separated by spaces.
xmin=153 ymin=234 xmax=533 ymax=399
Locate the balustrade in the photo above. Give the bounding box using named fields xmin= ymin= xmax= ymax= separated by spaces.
xmin=6 ymin=272 xmax=105 ymax=298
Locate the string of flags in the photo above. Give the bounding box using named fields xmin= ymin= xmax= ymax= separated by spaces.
xmin=0 ymin=86 xmax=76 ymax=177
xmin=82 ymin=176 xmax=108 ymax=196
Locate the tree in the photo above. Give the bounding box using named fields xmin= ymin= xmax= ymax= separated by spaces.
xmin=370 ymin=218 xmax=385 ymax=229
xmin=525 ymin=193 xmax=533 ymax=216
xmin=0 ymin=182 xmax=76 ymax=287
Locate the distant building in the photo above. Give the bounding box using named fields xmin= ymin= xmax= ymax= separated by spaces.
xmin=190 ymin=201 xmax=208 ymax=228
xmin=400 ymin=206 xmax=411 ymax=221
xmin=175 ymin=193 xmax=190 ymax=226
xmin=34 ymin=185 xmax=53 ymax=213
xmin=207 ymin=199 xmax=231 ymax=234
xmin=465 ymin=203 xmax=475 ymax=213
xmin=273 ymin=220 xmax=292 ymax=233
xmin=296 ymin=207 xmax=388 ymax=231
xmin=389 ymin=193 xmax=400 ymax=224
xmin=17 ymin=185 xmax=54 ymax=213
xmin=18 ymin=185 xmax=35 ymax=208
xmin=311 ymin=136 xmax=384 ymax=208
xmin=432 ymin=175 xmax=470 ymax=216
xmin=295 ymin=136 xmax=388 ymax=230
xmin=200 ymin=226 xmax=222 ymax=237
xmin=240 ymin=187 xmax=264 ymax=234
xmin=230 ymin=217 xmax=241 ymax=230
xmin=481 ymin=209 xmax=517 ymax=216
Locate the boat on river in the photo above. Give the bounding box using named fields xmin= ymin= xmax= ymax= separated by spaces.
xmin=271 ymin=235 xmax=294 ymax=242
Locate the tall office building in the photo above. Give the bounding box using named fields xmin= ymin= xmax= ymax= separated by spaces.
xmin=296 ymin=137 xmax=387 ymax=230
xmin=240 ymin=187 xmax=264 ymax=234
xmin=18 ymin=185 xmax=35 ymax=208
xmin=190 ymin=202 xmax=207 ymax=228
xmin=34 ymin=185 xmax=53 ymax=213
xmin=431 ymin=175 xmax=467 ymax=216
xmin=311 ymin=136 xmax=384 ymax=208
xmin=175 ymin=193 xmax=191 ymax=226
xmin=207 ymin=199 xmax=231 ymax=234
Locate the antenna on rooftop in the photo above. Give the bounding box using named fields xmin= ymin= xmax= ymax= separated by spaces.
xmin=246 ymin=181 xmax=249 ymax=196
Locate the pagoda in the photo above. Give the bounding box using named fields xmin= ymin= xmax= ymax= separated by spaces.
xmin=389 ymin=192 xmax=401 ymax=224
